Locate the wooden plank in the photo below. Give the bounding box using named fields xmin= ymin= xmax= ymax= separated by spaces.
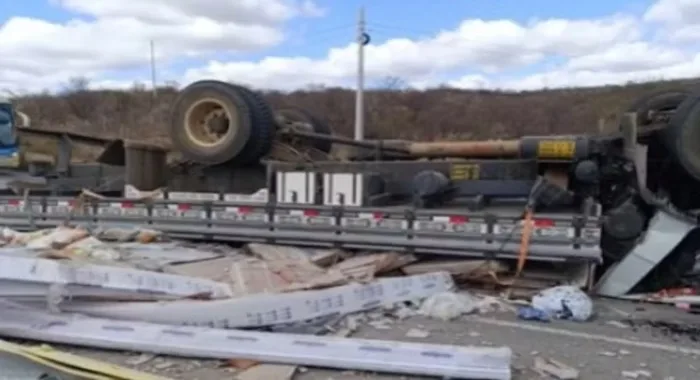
xmin=402 ymin=259 xmax=508 ymax=278
xmin=246 ymin=244 xmax=312 ymax=262
xmin=329 ymin=252 xmax=417 ymax=282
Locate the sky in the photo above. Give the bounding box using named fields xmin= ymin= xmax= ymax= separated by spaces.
xmin=0 ymin=0 xmax=699 ymax=94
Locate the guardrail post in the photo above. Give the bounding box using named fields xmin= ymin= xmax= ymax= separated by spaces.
xmin=203 ymin=201 xmax=213 ymax=241
xmin=404 ymin=207 xmax=415 ymax=254
xmin=484 ymin=211 xmax=497 ymax=243
xmin=264 ymin=199 xmax=275 ymax=243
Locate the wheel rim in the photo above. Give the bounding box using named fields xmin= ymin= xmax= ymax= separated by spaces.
xmin=183 ymin=98 xmax=238 ymax=148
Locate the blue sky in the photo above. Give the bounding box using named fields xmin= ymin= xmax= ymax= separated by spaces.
xmin=0 ymin=0 xmax=695 ymax=92
xmin=2 ymin=0 xmax=652 ymax=33
xmin=283 ymin=0 xmax=657 ymax=86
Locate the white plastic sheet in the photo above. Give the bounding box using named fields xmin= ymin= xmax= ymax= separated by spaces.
xmin=531 ymin=285 xmax=593 ymax=322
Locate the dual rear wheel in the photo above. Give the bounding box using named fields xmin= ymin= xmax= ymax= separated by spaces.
xmin=170 ymin=80 xmax=331 ymax=166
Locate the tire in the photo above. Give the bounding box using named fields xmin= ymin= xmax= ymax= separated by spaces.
xmin=276 ymin=107 xmax=333 ymax=153
xmin=228 ymin=84 xmax=276 ymax=166
xmin=666 ymin=92 xmax=700 ymax=182
xmin=625 ymin=90 xmax=689 ymax=126
xmin=170 ymin=80 xmax=252 ymax=165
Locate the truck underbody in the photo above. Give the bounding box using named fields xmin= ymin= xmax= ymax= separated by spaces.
xmin=3 ymin=82 xmax=700 ymax=296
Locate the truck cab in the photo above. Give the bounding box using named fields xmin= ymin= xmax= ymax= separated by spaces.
xmin=0 ymin=99 xmax=20 ymax=168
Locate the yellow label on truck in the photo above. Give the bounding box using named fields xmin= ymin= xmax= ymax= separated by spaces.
xmin=536 ymin=140 xmax=576 ymax=159
xmin=450 ymin=163 xmax=481 ymax=180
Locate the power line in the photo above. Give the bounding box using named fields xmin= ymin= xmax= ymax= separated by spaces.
xmin=367 ymin=22 xmax=439 ymax=36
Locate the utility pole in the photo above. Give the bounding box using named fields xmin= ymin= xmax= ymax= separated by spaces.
xmin=354 ymin=6 xmax=366 ymax=141
xmin=150 ymin=40 xmax=157 ymax=99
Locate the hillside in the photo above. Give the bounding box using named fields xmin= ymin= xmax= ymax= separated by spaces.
xmin=13 ymin=78 xmax=700 ymax=144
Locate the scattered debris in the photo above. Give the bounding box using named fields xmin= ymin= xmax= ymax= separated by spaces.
xmin=418 ymin=292 xmax=478 ymax=321
xmin=367 ymin=319 xmax=394 ymax=330
xmin=517 ymin=306 xmax=551 ymax=322
xmin=624 ymin=319 xmax=700 ymax=342
xmin=622 ymin=369 xmax=652 ymax=378
xmin=532 ymin=357 xmax=579 ymax=379
xmin=404 ymin=328 xmax=430 ymax=338
xmin=0 ymin=339 xmax=168 ymax=380
xmin=125 ymin=353 xmax=156 ymax=366
xmin=227 ymin=358 xmax=259 ymax=370
xmin=402 ymin=258 xmax=508 ymax=279
xmin=605 ymin=320 xmax=630 ymax=328
xmin=0 ymin=225 xmax=694 ymax=379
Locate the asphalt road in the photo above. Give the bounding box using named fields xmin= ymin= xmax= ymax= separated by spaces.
xmin=58 ymin=296 xmax=700 ymax=380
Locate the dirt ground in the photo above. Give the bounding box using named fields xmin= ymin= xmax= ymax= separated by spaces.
xmin=56 ymin=296 xmax=700 ymax=380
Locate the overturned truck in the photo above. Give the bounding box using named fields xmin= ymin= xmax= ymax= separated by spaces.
xmin=6 ymin=81 xmax=700 ymax=295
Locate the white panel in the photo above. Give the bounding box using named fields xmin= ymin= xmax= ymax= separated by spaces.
xmin=0 ymin=299 xmax=512 ymax=380
xmin=276 ymin=172 xmax=316 ymax=204
xmin=323 ymin=173 xmax=364 ymax=206
xmin=353 ymin=174 xmax=364 ymax=206
xmin=0 ymin=255 xmax=232 ymax=299
xmin=57 ymin=272 xmax=455 ymax=328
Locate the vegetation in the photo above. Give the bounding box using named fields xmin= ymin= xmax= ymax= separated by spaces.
xmin=13 ymin=77 xmax=700 ymax=144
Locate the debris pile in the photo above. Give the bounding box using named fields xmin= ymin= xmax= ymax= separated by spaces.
xmin=0 ymin=226 xmax=518 ymax=379
xmin=1 ymin=225 xmax=696 ymax=379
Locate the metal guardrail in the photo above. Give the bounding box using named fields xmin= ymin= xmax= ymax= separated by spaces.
xmin=0 ymin=196 xmax=602 ymax=262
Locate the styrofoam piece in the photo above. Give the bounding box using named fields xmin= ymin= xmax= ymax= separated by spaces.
xmin=0 ymin=306 xmax=512 ymax=380
xmin=0 ymin=255 xmax=232 ymax=298
xmin=56 ymin=272 xmax=455 ymax=328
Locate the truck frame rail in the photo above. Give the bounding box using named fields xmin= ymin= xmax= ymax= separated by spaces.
xmin=0 ymin=195 xmax=602 ymax=263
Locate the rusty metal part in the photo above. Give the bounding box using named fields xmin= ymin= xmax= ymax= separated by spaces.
xmin=183 ymin=98 xmax=237 ymax=148
xmin=282 ymin=130 xmax=409 ymax=154
xmin=407 ymin=140 xmax=521 ymax=158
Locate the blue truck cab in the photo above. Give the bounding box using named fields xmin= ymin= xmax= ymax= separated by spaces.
xmin=0 ymin=100 xmax=20 ymax=168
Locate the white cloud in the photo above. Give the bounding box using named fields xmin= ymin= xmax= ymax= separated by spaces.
xmin=0 ymin=0 xmax=321 ymax=92
xmin=644 ymin=0 xmax=700 ymax=42
xmin=2 ymin=0 xmax=700 ymax=93
xmin=564 ymin=42 xmax=686 ymax=73
xmin=185 ymin=15 xmax=645 ymax=90
xmin=644 ymin=0 xmax=700 ymax=24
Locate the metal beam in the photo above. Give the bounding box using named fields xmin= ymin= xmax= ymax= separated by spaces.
xmin=0 ymin=305 xmax=512 ymax=380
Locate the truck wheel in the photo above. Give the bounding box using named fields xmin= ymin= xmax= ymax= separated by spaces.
xmin=170 ymin=80 xmax=252 ymax=165
xmin=666 ymin=92 xmax=700 ymax=182
xmin=228 ymin=84 xmax=276 ymax=166
xmin=276 ymin=107 xmax=333 ymax=153
xmin=626 ymin=90 xmax=689 ymax=126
